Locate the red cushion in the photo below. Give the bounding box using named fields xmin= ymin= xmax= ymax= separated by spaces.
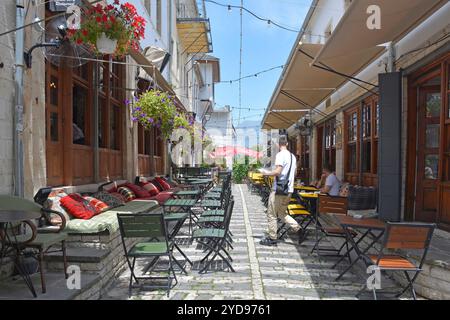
xmin=122 ymin=183 xmax=152 ymax=198
xmin=60 ymin=194 xmax=96 ymax=220
xmin=139 ymin=182 xmax=160 ymax=196
xmin=155 ymin=177 xmax=172 ymax=191
xmin=83 ymin=196 xmax=110 ymax=215
xmin=150 ymin=191 xmax=174 ymax=205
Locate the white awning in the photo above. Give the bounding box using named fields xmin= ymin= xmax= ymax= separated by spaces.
xmin=130 ymin=49 xmax=186 ymax=111
xmin=262 ymin=43 xmax=342 ymax=129
xmin=313 ymin=0 xmax=447 ymax=73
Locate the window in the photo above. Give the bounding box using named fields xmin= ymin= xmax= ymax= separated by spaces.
xmin=344 ymin=95 xmax=379 ymax=185
xmin=347 ymin=111 xmax=358 ymax=173
xmin=362 ymin=103 xmax=372 ymax=173
xmin=97 ymin=57 xmax=124 ymax=150
xmin=72 ymin=84 xmax=89 ymax=145
xmin=323 ymin=118 xmax=336 ymax=171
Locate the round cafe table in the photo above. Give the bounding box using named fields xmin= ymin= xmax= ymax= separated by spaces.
xmin=0 ymin=210 xmax=41 ymax=298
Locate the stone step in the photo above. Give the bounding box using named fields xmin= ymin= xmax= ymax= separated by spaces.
xmin=0 ymin=271 xmax=100 ymax=300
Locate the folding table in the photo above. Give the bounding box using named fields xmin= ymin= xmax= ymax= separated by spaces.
xmin=333 ymin=215 xmax=386 ymax=281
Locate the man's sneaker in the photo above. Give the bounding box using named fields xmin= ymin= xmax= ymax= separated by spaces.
xmin=259 ymin=237 xmax=277 ymax=246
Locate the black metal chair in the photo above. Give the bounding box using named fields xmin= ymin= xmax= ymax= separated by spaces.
xmin=0 ymin=195 xmax=68 ymax=295
xmin=192 ymin=199 xmax=235 ymax=274
xmin=117 ymin=213 xmax=178 ymax=297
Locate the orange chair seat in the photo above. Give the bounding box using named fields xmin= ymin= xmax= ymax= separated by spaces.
xmin=369 ymin=255 xmax=417 ymax=270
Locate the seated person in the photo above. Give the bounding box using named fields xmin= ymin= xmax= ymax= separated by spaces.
xmin=339 ymin=182 xmax=350 ymax=197
xmin=318 ymin=167 xmax=341 ymax=196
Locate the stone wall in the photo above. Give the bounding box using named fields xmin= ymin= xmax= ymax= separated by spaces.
xmin=0 ymin=1 xmax=16 ymax=195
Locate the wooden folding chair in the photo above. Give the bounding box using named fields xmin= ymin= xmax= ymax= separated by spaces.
xmin=311 ymin=194 xmax=356 ymax=261
xmin=358 ymin=222 xmax=435 ymax=300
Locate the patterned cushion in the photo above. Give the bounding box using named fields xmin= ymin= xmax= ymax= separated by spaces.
xmin=92 ymin=191 xmax=125 ymax=208
xmin=348 ymin=186 xmax=378 ymax=210
xmin=155 ymin=177 xmax=172 ymax=191
xmin=43 ymin=189 xmax=71 ymax=225
xmin=83 ymin=196 xmax=110 ymax=215
xmin=117 ymin=186 xmax=136 ymax=202
xmin=60 ymin=194 xmax=96 ymax=220
xmin=65 ymin=200 xmax=160 ymax=234
xmin=122 ymin=183 xmax=152 ymax=198
xmin=139 ymin=182 xmax=160 ymax=196
xmin=150 ymin=179 xmax=165 ymax=192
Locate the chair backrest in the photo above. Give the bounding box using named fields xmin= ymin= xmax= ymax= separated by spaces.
xmin=117 ymin=213 xmax=169 ymax=250
xmin=383 ymin=222 xmax=435 ymax=250
xmin=223 ymin=197 xmax=235 ymax=232
xmin=0 ymin=195 xmax=42 ymax=213
xmin=318 ymin=194 xmax=348 ymax=215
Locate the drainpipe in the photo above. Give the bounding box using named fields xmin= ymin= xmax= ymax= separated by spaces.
xmin=14 ymin=0 xmax=25 ymax=197
xmin=387 ymin=42 xmax=396 ymax=73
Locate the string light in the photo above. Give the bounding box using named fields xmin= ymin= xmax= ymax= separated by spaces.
xmin=171 ymin=64 xmax=284 ymax=90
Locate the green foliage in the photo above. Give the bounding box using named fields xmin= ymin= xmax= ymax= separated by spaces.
xmin=232 ymin=163 xmax=249 ymax=184
xmin=130 ymin=90 xmax=189 ymax=138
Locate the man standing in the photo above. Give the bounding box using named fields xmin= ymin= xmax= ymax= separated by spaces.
xmin=316 ymin=167 xmax=341 ymax=196
xmin=260 ymin=136 xmax=302 ymax=246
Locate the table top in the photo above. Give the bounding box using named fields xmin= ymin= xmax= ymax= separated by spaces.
xmin=299 ymin=192 xmax=319 ymax=199
xmin=295 ymin=186 xmax=319 ymax=192
xmin=335 ymin=215 xmax=386 ymax=230
xmin=199 ymin=200 xmax=222 ymax=207
xmin=0 ymin=210 xmax=41 ymax=223
xmin=175 ymin=190 xmax=201 ymax=196
xmin=188 ymin=179 xmax=212 ymax=185
xmin=163 ymin=199 xmax=197 ymax=207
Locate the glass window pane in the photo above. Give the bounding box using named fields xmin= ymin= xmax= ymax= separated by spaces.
xmin=426 ymin=93 xmax=441 ymax=118
xmin=426 ymin=124 xmax=440 ymax=149
xmin=362 ymin=141 xmax=371 ymax=173
xmin=144 ymin=130 xmax=151 ymax=155
xmin=50 ymin=76 xmax=58 ymax=106
xmin=424 ymin=154 xmax=439 ymax=180
xmin=50 ymin=112 xmax=58 ymax=142
xmin=110 ymin=105 xmax=120 ymax=150
xmin=98 ymin=97 xmax=107 ymax=148
xmin=348 ymin=144 xmax=357 ymax=173
xmin=72 ymin=85 xmax=88 ymax=145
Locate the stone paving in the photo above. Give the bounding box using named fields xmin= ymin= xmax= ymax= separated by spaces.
xmin=103 ymin=184 xmax=402 ymax=300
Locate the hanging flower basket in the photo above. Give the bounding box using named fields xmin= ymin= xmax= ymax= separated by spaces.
xmin=67 ymin=1 xmax=146 ymax=57
xmin=128 ymin=90 xmax=190 ymax=138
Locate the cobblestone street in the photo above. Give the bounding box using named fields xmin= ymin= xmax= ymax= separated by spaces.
xmin=104 ymin=184 xmax=392 ymax=300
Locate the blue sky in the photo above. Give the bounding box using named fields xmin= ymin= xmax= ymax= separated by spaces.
xmin=205 ymin=0 xmax=312 ymax=128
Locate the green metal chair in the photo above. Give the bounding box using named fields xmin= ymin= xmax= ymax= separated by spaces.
xmin=117 ymin=213 xmax=178 ymax=297
xmin=0 ymin=195 xmax=68 ymax=294
xmin=192 ymin=199 xmax=235 ymax=274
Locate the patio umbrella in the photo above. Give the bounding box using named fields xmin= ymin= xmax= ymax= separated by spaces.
xmin=209 ymin=146 xmax=263 ymax=159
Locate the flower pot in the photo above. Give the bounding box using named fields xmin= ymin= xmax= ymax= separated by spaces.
xmin=96 ymin=33 xmax=118 ymax=54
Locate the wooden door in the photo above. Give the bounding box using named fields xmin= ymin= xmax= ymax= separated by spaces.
xmin=45 ymin=63 xmax=64 ymax=186
xmin=415 ymin=84 xmax=442 ymax=223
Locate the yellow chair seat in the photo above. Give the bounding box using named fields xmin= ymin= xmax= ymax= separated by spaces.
xmin=288 ymin=204 xmax=306 ymax=210
xmin=289 ymin=209 xmax=310 ymax=216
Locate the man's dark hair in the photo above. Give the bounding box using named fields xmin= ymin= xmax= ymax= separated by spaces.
xmin=279 ymin=135 xmax=288 ymax=146
xmin=322 ymin=166 xmax=332 ymax=173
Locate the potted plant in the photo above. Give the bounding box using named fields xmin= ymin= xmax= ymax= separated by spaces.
xmin=128 ymin=90 xmax=189 ymax=138
xmin=68 ymin=1 xmax=146 ymax=57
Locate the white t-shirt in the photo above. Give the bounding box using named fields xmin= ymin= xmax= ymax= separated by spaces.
xmin=325 ymin=173 xmax=341 ymax=196
xmin=272 ymin=150 xmax=297 ymax=193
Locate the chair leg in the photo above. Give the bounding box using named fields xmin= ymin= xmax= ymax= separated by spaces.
xmin=62 ymin=241 xmax=68 ymax=279
xmin=38 ymin=248 xmax=46 ymax=294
